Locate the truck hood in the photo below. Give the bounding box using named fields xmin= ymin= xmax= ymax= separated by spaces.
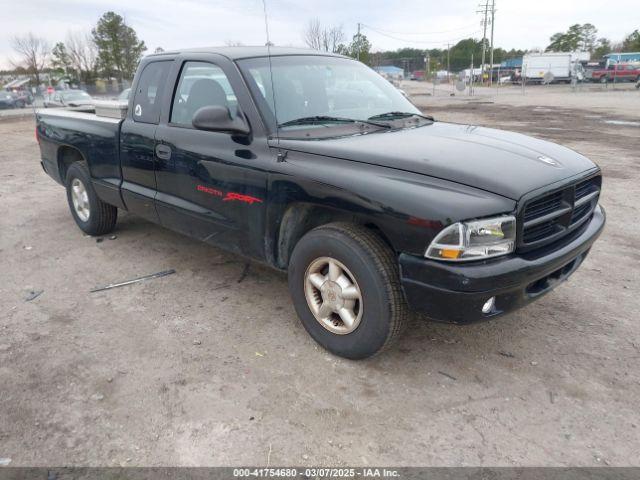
xmin=279 ymin=122 xmax=598 ymax=200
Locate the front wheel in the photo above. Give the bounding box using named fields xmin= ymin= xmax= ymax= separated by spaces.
xmin=65 ymin=162 xmax=117 ymax=236
xmin=288 ymin=223 xmax=407 ymax=359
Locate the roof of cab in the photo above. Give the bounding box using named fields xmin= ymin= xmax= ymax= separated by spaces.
xmin=146 ymin=46 xmax=348 ymax=61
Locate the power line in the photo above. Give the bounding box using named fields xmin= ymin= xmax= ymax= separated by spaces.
xmin=360 ymin=23 xmax=480 ymax=36
xmin=361 ymin=24 xmax=483 ymax=46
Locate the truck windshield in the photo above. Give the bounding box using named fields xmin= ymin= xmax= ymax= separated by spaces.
xmin=237 ymin=55 xmax=421 ymax=136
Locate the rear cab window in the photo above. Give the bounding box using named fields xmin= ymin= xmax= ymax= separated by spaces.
xmin=133 ymin=61 xmax=172 ymax=124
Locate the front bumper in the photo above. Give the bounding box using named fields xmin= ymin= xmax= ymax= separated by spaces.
xmin=400 ymin=204 xmax=606 ymax=324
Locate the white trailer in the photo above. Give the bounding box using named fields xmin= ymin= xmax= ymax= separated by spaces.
xmin=522 ymin=52 xmax=586 ymax=83
xmin=459 ymin=68 xmax=482 ymax=82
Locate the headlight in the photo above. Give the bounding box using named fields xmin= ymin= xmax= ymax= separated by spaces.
xmin=425 ymin=215 xmax=516 ymax=261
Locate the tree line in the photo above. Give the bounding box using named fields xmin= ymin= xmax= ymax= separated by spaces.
xmin=301 ymin=19 xmax=523 ymax=72
xmin=546 ymin=24 xmax=640 ymax=58
xmin=9 ymin=11 xmax=146 ymax=87
xmin=302 ymin=19 xmax=640 ymax=72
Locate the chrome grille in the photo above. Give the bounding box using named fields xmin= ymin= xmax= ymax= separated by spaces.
xmin=519 ymin=174 xmax=601 ymax=251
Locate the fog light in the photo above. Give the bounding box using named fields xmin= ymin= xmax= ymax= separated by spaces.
xmin=482 ymin=297 xmax=496 ymax=314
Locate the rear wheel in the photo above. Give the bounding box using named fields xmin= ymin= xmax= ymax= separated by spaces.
xmin=288 ymin=223 xmax=407 ymax=359
xmin=599 ymin=75 xmax=608 ymax=84
xmin=65 ymin=162 xmax=117 ymax=236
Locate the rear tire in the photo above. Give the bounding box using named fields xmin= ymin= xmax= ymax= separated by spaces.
xmin=599 ymin=75 xmax=608 ymax=84
xmin=65 ymin=162 xmax=117 ymax=236
xmin=288 ymin=223 xmax=407 ymax=359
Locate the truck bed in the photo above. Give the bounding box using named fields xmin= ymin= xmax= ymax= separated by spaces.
xmin=36 ymin=108 xmax=124 ymax=208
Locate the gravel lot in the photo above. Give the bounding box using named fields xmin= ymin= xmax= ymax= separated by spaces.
xmin=1 ymin=87 xmax=639 ymax=466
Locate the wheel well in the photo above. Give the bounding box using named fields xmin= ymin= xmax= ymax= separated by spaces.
xmin=57 ymin=146 xmax=85 ymax=182
xmin=276 ymin=203 xmax=395 ymax=269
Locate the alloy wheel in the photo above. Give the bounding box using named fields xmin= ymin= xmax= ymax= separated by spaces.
xmin=71 ymin=178 xmax=90 ymax=222
xmin=304 ymin=256 xmax=363 ymax=335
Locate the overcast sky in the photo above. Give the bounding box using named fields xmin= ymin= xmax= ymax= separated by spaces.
xmin=1 ymin=0 xmax=638 ymax=69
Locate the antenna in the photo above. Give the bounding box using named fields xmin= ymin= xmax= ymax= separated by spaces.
xmin=261 ymin=0 xmax=279 ymax=144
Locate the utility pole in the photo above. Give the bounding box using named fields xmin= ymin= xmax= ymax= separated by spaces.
xmin=357 ymin=22 xmax=361 ymax=61
xmin=425 ymin=54 xmax=430 ymax=80
xmin=477 ymin=1 xmax=490 ymax=83
xmin=489 ymin=0 xmax=496 ymax=86
xmin=470 ymin=54 xmax=474 ymax=96
xmin=447 ymin=43 xmax=451 ymax=85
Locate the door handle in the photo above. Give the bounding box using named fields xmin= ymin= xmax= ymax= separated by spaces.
xmin=155 ymin=144 xmax=172 ymax=160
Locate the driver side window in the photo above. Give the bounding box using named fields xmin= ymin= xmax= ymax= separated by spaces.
xmin=170 ymin=61 xmax=238 ymax=127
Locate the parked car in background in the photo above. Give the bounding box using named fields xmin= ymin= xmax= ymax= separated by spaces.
xmin=44 ymin=89 xmax=94 ymax=111
xmin=11 ymin=89 xmax=34 ymax=106
xmin=0 ymin=91 xmax=26 ymax=109
xmin=118 ymin=88 xmax=131 ymax=101
xmin=486 ymin=67 xmax=516 ymax=83
xmin=591 ymin=63 xmax=640 ymax=83
xmin=582 ymin=61 xmax=605 ymax=82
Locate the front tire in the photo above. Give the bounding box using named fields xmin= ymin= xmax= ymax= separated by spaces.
xmin=65 ymin=162 xmax=117 ymax=236
xmin=288 ymin=223 xmax=407 ymax=359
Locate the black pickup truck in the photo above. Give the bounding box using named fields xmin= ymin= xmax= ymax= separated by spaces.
xmin=36 ymin=47 xmax=605 ymax=359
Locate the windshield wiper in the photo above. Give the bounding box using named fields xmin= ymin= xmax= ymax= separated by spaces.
xmin=368 ymin=111 xmax=434 ymax=121
xmin=278 ymin=115 xmax=391 ymax=129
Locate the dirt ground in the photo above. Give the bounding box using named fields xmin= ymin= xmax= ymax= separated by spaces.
xmin=1 ymin=86 xmax=639 ymax=467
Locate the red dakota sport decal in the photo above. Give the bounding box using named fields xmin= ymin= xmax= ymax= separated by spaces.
xmin=223 ymin=192 xmax=263 ymax=205
xmin=196 ymin=185 xmax=223 ymax=197
xmin=197 ymin=185 xmax=263 ymax=205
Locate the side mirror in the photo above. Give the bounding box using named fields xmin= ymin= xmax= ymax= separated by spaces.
xmin=192 ymin=105 xmax=250 ymax=135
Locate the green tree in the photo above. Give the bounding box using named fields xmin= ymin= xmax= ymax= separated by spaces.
xmin=546 ymin=24 xmax=598 ymax=53
xmin=51 ymin=42 xmax=73 ymax=77
xmin=448 ymin=38 xmax=486 ymax=71
xmin=92 ymin=11 xmax=146 ymax=81
xmin=622 ymin=30 xmax=640 ymax=51
xmin=337 ymin=33 xmax=372 ymax=64
xmin=579 ymin=23 xmax=598 ymax=52
xmin=593 ymin=38 xmax=612 ymax=59
xmin=351 ymin=33 xmax=372 ymax=64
